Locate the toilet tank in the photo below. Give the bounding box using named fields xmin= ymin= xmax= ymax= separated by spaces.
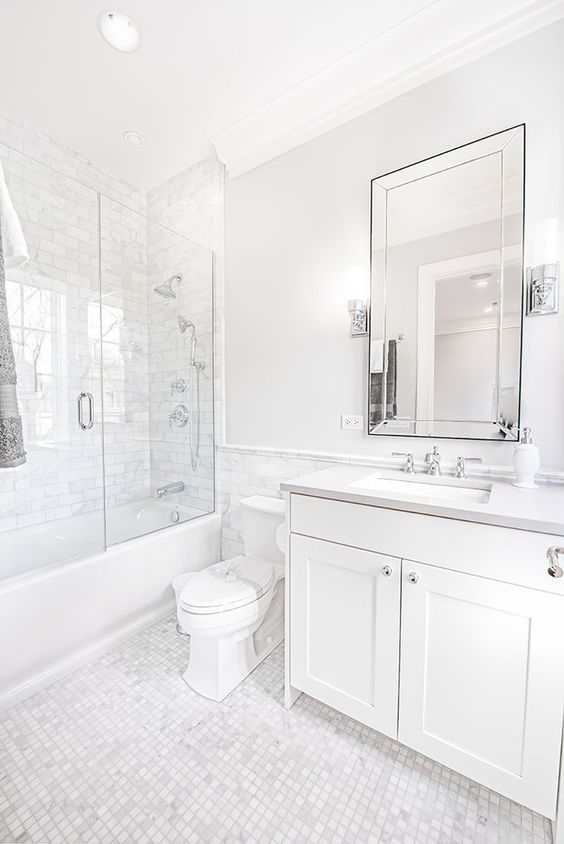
xmin=241 ymin=495 xmax=286 ymax=564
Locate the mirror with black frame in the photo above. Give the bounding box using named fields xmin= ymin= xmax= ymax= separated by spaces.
xmin=368 ymin=125 xmax=525 ymax=441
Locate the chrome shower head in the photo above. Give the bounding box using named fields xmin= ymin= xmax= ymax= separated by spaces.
xmin=153 ymin=273 xmax=183 ymax=299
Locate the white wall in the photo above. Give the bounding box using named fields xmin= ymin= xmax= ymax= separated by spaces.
xmin=224 ymin=21 xmax=564 ymax=470
xmin=434 ymin=330 xmax=497 ymax=421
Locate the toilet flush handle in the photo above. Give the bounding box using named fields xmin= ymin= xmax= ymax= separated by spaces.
xmin=224 ymin=561 xmax=238 ymax=582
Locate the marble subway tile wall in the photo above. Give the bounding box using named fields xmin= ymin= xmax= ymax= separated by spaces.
xmin=147 ymin=223 xmax=214 ymax=514
xmin=216 ymin=445 xmax=344 ymax=558
xmin=99 ymin=198 xmax=151 ymax=510
xmin=0 ymin=114 xmax=146 ymax=538
xmin=147 ymin=155 xmax=224 ymax=516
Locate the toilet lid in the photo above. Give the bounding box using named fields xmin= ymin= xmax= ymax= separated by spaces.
xmin=179 ymin=556 xmax=275 ymax=613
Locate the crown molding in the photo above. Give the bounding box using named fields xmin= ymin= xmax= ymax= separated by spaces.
xmin=211 ymin=0 xmax=564 ymax=178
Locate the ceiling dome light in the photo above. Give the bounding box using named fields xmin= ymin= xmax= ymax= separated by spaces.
xmin=97 ymin=11 xmax=139 ymax=52
xmin=123 ymin=130 xmax=145 ymax=147
xmin=470 ymin=271 xmax=492 ymax=288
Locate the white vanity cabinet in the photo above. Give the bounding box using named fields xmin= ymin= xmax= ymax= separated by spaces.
xmin=286 ymin=491 xmax=564 ymax=823
xmin=399 ymin=559 xmax=564 ymax=818
xmin=290 ymin=534 xmax=400 ymax=738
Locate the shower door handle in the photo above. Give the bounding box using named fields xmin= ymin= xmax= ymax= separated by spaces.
xmin=77 ymin=391 xmax=94 ymax=430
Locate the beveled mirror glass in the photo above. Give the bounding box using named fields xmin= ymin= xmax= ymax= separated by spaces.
xmin=369 ymin=125 xmax=524 ymax=440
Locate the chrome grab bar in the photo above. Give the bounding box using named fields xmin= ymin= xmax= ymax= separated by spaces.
xmin=547 ymin=547 xmax=564 ymax=578
xmin=77 ymin=391 xmax=94 ymax=430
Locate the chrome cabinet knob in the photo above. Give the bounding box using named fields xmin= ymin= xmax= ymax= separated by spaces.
xmin=382 ymin=565 xmax=393 ymax=577
xmin=547 ymin=547 xmax=564 ymax=578
xmin=407 ymin=572 xmax=419 ymax=584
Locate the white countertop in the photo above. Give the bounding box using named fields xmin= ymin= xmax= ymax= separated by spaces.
xmin=281 ymin=465 xmax=564 ymax=536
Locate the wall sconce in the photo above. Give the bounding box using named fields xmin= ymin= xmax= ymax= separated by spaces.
xmin=526 ymin=219 xmax=560 ymax=316
xmin=348 ymin=298 xmax=368 ymax=336
xmin=346 ymin=265 xmax=369 ymax=337
xmin=526 ymin=263 xmax=560 ymax=315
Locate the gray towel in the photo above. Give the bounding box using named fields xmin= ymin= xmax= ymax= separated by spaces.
xmin=370 ymin=339 xmax=397 ymax=427
xmin=0 ymin=226 xmax=26 ymax=467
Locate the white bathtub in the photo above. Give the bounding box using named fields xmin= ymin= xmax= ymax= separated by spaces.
xmin=0 ymin=498 xmax=201 ymax=582
xmin=0 ymin=510 xmax=221 ymax=709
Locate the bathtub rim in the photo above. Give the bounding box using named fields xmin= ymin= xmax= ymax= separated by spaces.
xmin=0 ymin=510 xmax=219 ymax=595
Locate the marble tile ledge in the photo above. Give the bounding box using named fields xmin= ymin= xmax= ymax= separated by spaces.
xmin=217 ymin=443 xmax=564 ymax=486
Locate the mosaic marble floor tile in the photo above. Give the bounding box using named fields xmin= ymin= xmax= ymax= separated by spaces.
xmin=0 ymin=617 xmax=553 ymax=843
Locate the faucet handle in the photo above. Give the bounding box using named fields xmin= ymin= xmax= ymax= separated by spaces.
xmin=456 ymin=456 xmax=482 ymax=479
xmin=392 ymin=452 xmax=415 ymax=473
xmin=170 ymin=378 xmax=186 ymax=395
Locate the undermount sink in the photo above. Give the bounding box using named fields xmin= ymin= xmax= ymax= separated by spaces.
xmin=350 ymin=473 xmax=492 ymax=504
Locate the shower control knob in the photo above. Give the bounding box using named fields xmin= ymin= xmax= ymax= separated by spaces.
xmin=170 ymin=378 xmax=186 ymax=395
xmin=382 ymin=565 xmax=393 ymax=577
xmin=169 ymin=404 xmax=189 ymax=427
xmin=407 ymin=572 xmax=419 ymax=584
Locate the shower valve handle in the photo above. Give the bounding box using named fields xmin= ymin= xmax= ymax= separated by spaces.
xmin=169 ymin=404 xmax=189 ymax=427
xmin=170 ymin=378 xmax=187 ymax=395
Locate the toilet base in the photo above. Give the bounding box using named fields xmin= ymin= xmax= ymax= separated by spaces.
xmin=183 ymin=579 xmax=284 ymax=702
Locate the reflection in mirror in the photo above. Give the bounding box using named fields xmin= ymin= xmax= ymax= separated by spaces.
xmin=369 ymin=126 xmax=524 ymax=440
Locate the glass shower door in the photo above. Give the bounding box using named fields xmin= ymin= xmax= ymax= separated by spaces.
xmin=99 ymin=197 xmax=214 ymax=546
xmin=0 ymin=148 xmax=106 ymax=580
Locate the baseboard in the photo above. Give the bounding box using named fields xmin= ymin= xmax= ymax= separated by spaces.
xmin=0 ymin=599 xmax=175 ymax=712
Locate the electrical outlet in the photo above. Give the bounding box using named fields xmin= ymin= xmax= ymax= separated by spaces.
xmin=341 ymin=414 xmax=364 ymax=430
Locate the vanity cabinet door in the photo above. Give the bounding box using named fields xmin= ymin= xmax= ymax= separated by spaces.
xmin=290 ymin=534 xmax=400 ymax=739
xmin=399 ymin=560 xmax=564 ymax=818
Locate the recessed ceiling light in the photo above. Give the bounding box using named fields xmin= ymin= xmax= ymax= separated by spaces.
xmin=97 ymin=11 xmax=139 ymax=52
xmin=123 ymin=130 xmax=145 ymax=147
xmin=470 ymin=272 xmax=492 ymax=288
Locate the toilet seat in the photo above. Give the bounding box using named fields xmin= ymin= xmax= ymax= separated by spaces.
xmin=179 ymin=555 xmax=275 ymax=615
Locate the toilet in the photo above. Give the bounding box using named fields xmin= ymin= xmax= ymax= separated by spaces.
xmin=177 ymin=495 xmax=286 ymax=701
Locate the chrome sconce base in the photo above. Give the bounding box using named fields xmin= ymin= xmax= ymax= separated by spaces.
xmin=348 ymin=299 xmax=368 ymax=337
xmin=526 ymin=262 xmax=560 ymax=316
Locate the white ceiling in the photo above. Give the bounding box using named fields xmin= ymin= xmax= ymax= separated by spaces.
xmin=0 ymin=0 xmax=563 ymax=190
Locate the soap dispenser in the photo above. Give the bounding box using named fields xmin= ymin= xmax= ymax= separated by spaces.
xmin=512 ymin=427 xmax=540 ymax=488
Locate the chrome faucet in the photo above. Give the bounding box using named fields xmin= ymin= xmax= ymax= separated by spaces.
xmin=455 ymin=456 xmax=482 ymax=479
xmin=156 ymin=481 xmax=185 ymax=498
xmin=392 ymin=452 xmax=415 ymax=473
xmin=424 ymin=445 xmax=442 ymax=476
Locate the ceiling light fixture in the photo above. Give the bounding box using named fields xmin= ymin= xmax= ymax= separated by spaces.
xmin=97 ymin=11 xmax=140 ymax=52
xmin=123 ymin=130 xmax=145 ymax=147
xmin=470 ymin=272 xmax=492 ymax=288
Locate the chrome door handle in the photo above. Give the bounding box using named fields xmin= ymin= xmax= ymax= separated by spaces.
xmin=547 ymin=547 xmax=564 ymax=578
xmin=78 ymin=391 xmax=94 ymax=430
xmin=382 ymin=565 xmax=393 ymax=577
xmin=407 ymin=572 xmax=419 ymax=584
